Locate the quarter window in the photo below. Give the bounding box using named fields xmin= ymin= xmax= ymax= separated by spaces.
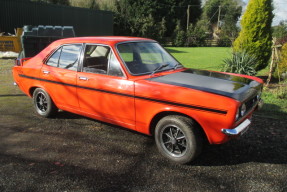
xmin=108 ymin=52 xmax=124 ymax=77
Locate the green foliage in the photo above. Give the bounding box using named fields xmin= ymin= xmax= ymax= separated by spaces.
xmin=273 ymin=20 xmax=287 ymax=39
xmin=233 ymin=0 xmax=273 ymax=71
xmin=276 ymin=85 xmax=287 ymax=99
xmin=172 ymin=21 xmax=186 ymax=47
xmin=201 ymin=0 xmax=241 ymax=40
xmin=158 ymin=17 xmax=167 ymax=44
xmin=113 ymin=0 xmax=202 ymax=39
xmin=222 ymin=52 xmax=257 ymax=76
xmin=203 ymin=0 xmax=241 ymax=24
xmin=260 ymin=83 xmax=287 ymax=119
xmin=186 ymin=19 xmax=210 ymax=47
xmin=32 ymin=0 xmax=69 ymax=5
xmin=274 ymin=43 xmax=287 ymax=79
xmin=217 ymin=36 xmax=232 ymax=47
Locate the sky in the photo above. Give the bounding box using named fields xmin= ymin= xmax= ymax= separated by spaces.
xmin=243 ymin=0 xmax=287 ymax=26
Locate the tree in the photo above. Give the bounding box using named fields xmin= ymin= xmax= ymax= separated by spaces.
xmin=201 ymin=0 xmax=242 ymax=40
xmin=113 ymin=0 xmax=202 ymax=39
xmin=172 ymin=20 xmax=186 ymax=47
xmin=31 ymin=0 xmax=69 ymax=5
xmin=158 ymin=0 xmax=202 ymax=36
xmin=275 ymin=42 xmax=287 ymax=79
xmin=272 ymin=21 xmax=287 ymax=46
xmin=186 ymin=19 xmax=210 ymax=47
xmin=273 ymin=20 xmax=287 ymax=40
xmin=233 ymin=0 xmax=273 ymax=71
xmin=69 ymin=0 xmax=99 ymax=9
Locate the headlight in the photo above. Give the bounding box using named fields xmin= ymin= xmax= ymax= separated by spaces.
xmin=240 ymin=103 xmax=247 ymax=116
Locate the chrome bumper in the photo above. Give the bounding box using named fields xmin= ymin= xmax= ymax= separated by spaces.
xmin=221 ymin=119 xmax=251 ymax=136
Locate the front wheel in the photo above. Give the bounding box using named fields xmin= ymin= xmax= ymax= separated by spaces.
xmin=155 ymin=115 xmax=202 ymax=164
xmin=33 ymin=88 xmax=57 ymax=118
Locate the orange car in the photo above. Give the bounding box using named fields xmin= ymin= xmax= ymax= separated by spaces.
xmin=13 ymin=37 xmax=263 ymax=164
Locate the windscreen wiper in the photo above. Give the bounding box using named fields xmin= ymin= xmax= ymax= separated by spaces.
xmin=173 ymin=63 xmax=183 ymax=70
xmin=150 ymin=64 xmax=169 ymax=76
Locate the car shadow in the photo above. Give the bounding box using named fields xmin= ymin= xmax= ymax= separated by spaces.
xmin=192 ymin=115 xmax=287 ymax=166
xmin=0 ymin=94 xmax=26 ymax=97
xmin=165 ymin=48 xmax=188 ymax=53
xmin=52 ymin=110 xmax=287 ymax=166
xmin=55 ymin=111 xmax=83 ymax=119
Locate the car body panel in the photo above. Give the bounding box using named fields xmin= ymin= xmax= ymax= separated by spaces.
xmin=134 ymin=78 xmax=239 ymax=143
xmin=76 ymin=71 xmax=136 ymax=129
xmin=40 ymin=64 xmax=79 ymax=109
xmin=147 ymin=68 xmax=262 ymax=102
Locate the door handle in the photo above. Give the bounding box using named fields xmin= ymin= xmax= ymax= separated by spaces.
xmin=79 ymin=76 xmax=89 ymax=81
xmin=42 ymin=70 xmax=50 ymax=74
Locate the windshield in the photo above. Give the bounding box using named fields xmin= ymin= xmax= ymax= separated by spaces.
xmin=117 ymin=42 xmax=180 ymax=75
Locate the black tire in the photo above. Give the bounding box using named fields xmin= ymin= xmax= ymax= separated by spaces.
xmin=33 ymin=88 xmax=57 ymax=118
xmin=155 ymin=115 xmax=202 ymax=164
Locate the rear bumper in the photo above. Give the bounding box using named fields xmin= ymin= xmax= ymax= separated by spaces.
xmin=221 ymin=119 xmax=251 ymax=136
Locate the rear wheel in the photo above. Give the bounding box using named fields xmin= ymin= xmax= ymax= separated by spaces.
xmin=155 ymin=115 xmax=202 ymax=164
xmin=33 ymin=88 xmax=57 ymax=118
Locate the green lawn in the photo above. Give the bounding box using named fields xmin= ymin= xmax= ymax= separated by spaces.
xmin=166 ymin=47 xmax=232 ymax=71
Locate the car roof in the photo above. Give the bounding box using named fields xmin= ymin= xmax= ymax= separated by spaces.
xmin=53 ymin=36 xmax=155 ymax=46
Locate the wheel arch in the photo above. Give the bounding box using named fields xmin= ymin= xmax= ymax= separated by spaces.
xmin=29 ymin=86 xmax=55 ymax=104
xmin=29 ymin=86 xmax=39 ymax=97
xmin=149 ymin=111 xmax=208 ymax=143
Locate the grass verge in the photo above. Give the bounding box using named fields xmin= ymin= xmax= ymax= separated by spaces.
xmin=167 ymin=47 xmax=231 ymax=70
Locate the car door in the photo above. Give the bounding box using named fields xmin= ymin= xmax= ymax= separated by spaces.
xmin=40 ymin=44 xmax=83 ymax=110
xmin=77 ymin=44 xmax=135 ymax=129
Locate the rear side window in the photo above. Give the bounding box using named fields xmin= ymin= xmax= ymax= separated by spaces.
xmin=46 ymin=48 xmax=61 ymax=67
xmin=46 ymin=44 xmax=82 ymax=71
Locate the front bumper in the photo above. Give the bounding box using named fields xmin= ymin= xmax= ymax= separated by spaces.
xmin=221 ymin=119 xmax=251 ymax=136
xmin=221 ymin=98 xmax=264 ymax=136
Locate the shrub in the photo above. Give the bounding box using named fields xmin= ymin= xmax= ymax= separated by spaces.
xmin=186 ymin=21 xmax=210 ymax=47
xmin=233 ymin=0 xmax=273 ymax=71
xmin=173 ymin=30 xmax=186 ymax=47
xmin=274 ymin=43 xmax=287 ymax=79
xmin=217 ymin=36 xmax=232 ymax=47
xmin=172 ymin=20 xmax=186 ymax=47
xmin=222 ymin=52 xmax=257 ymax=76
